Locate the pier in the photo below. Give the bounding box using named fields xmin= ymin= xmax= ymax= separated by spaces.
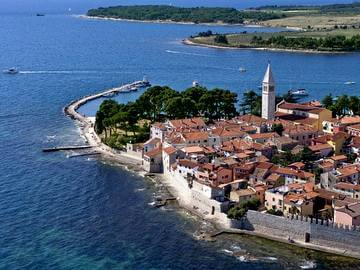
xmin=42 ymin=145 xmax=93 ymax=152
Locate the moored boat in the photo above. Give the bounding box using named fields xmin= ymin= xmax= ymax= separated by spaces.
xmin=289 ymin=88 xmax=308 ymax=96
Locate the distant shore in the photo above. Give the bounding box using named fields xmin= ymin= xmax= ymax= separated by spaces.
xmin=79 ymin=15 xmax=263 ymax=27
xmin=183 ymin=38 xmax=350 ymax=55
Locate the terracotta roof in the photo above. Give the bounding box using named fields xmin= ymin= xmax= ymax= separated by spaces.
xmin=309 ymin=143 xmax=333 ymax=152
xmin=257 ymin=162 xmax=274 ymax=170
xmin=144 ymin=147 xmax=162 ymax=158
xmin=182 ymin=131 xmax=209 ymax=141
xmin=337 ymin=165 xmax=359 ymax=177
xmin=211 ymin=127 xmax=245 ymax=138
xmin=336 ymin=202 xmax=360 ymax=218
xmin=152 ymin=122 xmax=166 ymax=129
xmin=289 ymin=162 xmax=305 ymax=169
xmin=232 ymin=188 xmax=256 ymax=197
xmin=178 ymin=159 xmax=199 ymax=169
xmin=163 ymin=146 xmax=177 ymax=155
xmin=249 ymin=132 xmax=279 ymax=140
xmin=169 ymin=118 xmax=205 ymax=129
xmin=334 ymin=182 xmax=360 ymax=191
xmin=182 ymin=146 xmax=204 ymax=154
xmin=338 ymin=116 xmax=360 ymax=125
xmin=236 ymin=114 xmax=266 ymax=125
xmin=330 ymin=155 xmax=347 ymax=161
xmin=266 ymin=173 xmax=281 ymax=182
xmin=278 ymin=101 xmax=326 ymax=114
xmin=301 ymin=100 xmax=322 ymax=107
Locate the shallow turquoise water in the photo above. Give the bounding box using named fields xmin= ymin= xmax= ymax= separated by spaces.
xmin=0 ymin=14 xmax=359 ymax=269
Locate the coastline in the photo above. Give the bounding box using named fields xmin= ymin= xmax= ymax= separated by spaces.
xmin=183 ymin=38 xmax=351 ymax=55
xmin=79 ymin=15 xmax=259 ymax=27
xmin=64 ymin=82 xmax=360 ymax=261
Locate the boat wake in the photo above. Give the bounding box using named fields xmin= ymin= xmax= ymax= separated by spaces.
xmin=18 ymin=70 xmax=135 ymax=75
xmin=165 ymin=50 xmax=212 ymax=57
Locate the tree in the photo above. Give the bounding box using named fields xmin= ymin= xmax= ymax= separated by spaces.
xmin=164 ymin=96 xmax=196 ymax=119
xmin=349 ymin=96 xmax=360 ymax=115
xmin=227 ymin=198 xmax=260 ymax=220
xmin=239 ymin=90 xmax=261 ymax=115
xmin=272 ymin=123 xmax=284 ymax=136
xmin=322 ymin=94 xmax=333 ymax=109
xmin=214 ymin=34 xmax=228 ymax=44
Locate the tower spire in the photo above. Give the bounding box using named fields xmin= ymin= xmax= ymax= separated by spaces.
xmin=263 ymin=61 xmax=275 ymax=85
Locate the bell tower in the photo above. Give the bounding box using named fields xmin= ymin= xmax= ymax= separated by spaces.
xmin=261 ymin=62 xmax=275 ymax=120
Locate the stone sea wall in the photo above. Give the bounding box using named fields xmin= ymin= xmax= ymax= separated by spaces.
xmin=230 ymin=210 xmax=360 ymax=255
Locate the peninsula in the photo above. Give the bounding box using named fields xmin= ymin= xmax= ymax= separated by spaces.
xmin=63 ymin=63 xmax=360 ymax=260
xmin=186 ymin=3 xmax=360 ymax=52
xmin=86 ymin=5 xmax=282 ymax=24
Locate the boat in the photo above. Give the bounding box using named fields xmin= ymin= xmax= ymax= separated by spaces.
xmin=3 ymin=67 xmax=19 ymax=74
xmin=192 ymin=80 xmax=200 ymax=87
xmin=344 ymin=81 xmax=356 ymax=85
xmin=289 ymin=89 xmax=308 ymax=96
xmin=142 ymin=76 xmax=151 ymax=87
xmin=36 ymin=13 xmax=45 ymax=17
xmin=239 ymin=67 xmax=247 ymax=72
xmin=129 ymin=86 xmax=138 ymax=92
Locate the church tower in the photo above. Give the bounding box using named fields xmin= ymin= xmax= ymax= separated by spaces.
xmin=261 ymin=62 xmax=275 ymax=120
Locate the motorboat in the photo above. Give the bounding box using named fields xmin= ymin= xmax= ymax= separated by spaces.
xmin=289 ymin=89 xmax=308 ymax=96
xmin=36 ymin=13 xmax=45 ymax=17
xmin=192 ymin=80 xmax=200 ymax=87
xmin=344 ymin=81 xmax=356 ymax=85
xmin=239 ymin=67 xmax=247 ymax=72
xmin=3 ymin=67 xmax=19 ymax=74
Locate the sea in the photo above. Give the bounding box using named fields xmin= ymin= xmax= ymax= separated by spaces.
xmin=0 ymin=3 xmax=360 ymax=270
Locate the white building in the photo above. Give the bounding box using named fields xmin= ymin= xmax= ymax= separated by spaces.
xmin=261 ymin=62 xmax=276 ymax=120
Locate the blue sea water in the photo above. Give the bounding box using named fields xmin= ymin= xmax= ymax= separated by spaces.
xmin=0 ymin=13 xmax=360 ymax=270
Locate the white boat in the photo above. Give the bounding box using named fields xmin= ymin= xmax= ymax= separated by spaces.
xmin=239 ymin=67 xmax=247 ymax=72
xmin=289 ymin=89 xmax=308 ymax=96
xmin=344 ymin=81 xmax=356 ymax=85
xmin=129 ymin=86 xmax=138 ymax=92
xmin=3 ymin=67 xmax=18 ymax=74
xmin=192 ymin=80 xmax=200 ymax=87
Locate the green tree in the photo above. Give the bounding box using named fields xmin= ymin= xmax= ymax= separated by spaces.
xmin=214 ymin=34 xmax=228 ymax=44
xmin=349 ymin=96 xmax=360 ymax=115
xmin=322 ymin=94 xmax=333 ymax=109
xmin=239 ymin=90 xmax=261 ymax=115
xmin=271 ymin=123 xmax=284 ymax=136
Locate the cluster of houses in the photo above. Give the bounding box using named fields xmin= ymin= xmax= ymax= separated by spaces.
xmin=127 ymin=64 xmax=360 ymax=228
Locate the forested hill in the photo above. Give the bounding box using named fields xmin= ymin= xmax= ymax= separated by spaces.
xmin=86 ymin=5 xmax=283 ymax=24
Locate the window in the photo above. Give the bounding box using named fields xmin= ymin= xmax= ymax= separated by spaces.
xmin=272 ymin=198 xmax=275 ymax=202
xmin=278 ymin=199 xmax=282 ymax=206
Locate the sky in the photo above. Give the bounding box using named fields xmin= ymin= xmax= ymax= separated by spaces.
xmin=0 ymin=0 xmax=355 ymax=14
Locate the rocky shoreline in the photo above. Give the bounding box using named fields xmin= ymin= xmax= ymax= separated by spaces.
xmin=183 ymin=38 xmax=350 ymax=54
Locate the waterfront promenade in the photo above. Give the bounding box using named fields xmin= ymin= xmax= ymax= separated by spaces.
xmin=64 ymin=81 xmax=146 ymax=165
